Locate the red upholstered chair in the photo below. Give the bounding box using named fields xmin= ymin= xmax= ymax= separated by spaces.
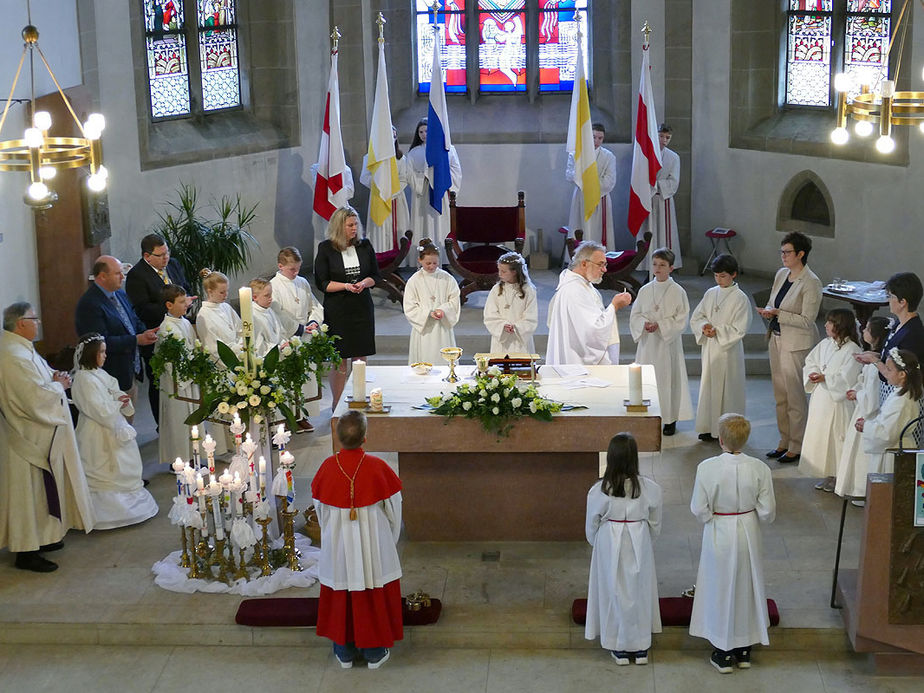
xmin=565 ymin=230 xmax=653 ymax=297
xmin=374 ymin=230 xmax=413 ymax=303
xmin=445 ymin=190 xmax=526 ymax=304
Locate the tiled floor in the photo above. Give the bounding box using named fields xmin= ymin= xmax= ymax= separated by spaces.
xmin=1 ymin=269 xmax=919 ymax=689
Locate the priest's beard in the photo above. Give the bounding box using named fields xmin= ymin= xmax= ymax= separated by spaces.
xmin=590 ymin=275 xmax=603 ymax=285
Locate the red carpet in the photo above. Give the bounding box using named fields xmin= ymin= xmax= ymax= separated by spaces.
xmin=571 ymin=597 xmax=780 ymax=627
xmin=235 ymin=597 xmax=442 ymax=627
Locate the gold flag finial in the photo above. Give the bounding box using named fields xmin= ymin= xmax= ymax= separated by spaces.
xmin=376 ymin=12 xmax=386 ymax=44
xmin=642 ymin=21 xmax=652 ymax=47
xmin=430 ymin=1 xmax=440 ymax=24
xmin=331 ymin=26 xmax=341 ymax=52
xmin=575 ymin=9 xmax=582 ymax=40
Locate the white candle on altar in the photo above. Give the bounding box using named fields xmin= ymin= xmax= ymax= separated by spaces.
xmin=238 ymin=286 xmax=254 ymax=338
xmin=353 ymin=360 xmax=366 ymax=402
xmin=628 ymin=363 xmax=643 ymax=406
xmin=172 ymin=458 xmax=185 ymax=498
xmin=258 ymin=456 xmax=266 ymax=492
xmin=211 ymin=487 xmax=225 ymax=540
xmin=196 ymin=473 xmax=206 ymax=512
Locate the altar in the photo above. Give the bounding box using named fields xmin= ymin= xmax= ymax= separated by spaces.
xmin=331 ymin=365 xmax=661 ymax=541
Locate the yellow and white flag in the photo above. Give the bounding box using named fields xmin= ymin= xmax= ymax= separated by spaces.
xmin=366 ymin=40 xmax=400 ymax=227
xmin=565 ymin=31 xmax=600 ymax=222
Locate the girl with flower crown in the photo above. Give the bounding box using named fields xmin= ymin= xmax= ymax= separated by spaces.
xmin=858 ymin=347 xmax=923 ymax=478
xmin=403 ymin=240 xmax=460 ymax=365
xmin=483 ymin=251 xmax=538 ymax=354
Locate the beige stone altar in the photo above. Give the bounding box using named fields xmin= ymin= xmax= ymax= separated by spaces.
xmin=331 ymin=365 xmax=661 ymax=541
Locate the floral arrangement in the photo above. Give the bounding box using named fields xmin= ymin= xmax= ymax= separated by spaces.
xmin=425 ymin=367 xmax=562 ymax=437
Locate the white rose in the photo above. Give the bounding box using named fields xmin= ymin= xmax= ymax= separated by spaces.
xmin=228 ymin=405 xmax=238 ymax=414
xmin=321 ymin=324 xmax=329 ymax=333
xmin=236 ymin=385 xmax=248 ymax=396
xmin=253 ymin=414 xmax=263 ymax=424
xmin=529 ymin=401 xmax=538 ymax=413
xmin=290 ymin=336 xmax=302 ymax=346
xmin=491 ymin=393 xmax=500 ymax=403
xmin=281 ymin=346 xmax=293 ymax=357
xmin=217 ymin=401 xmax=230 ymax=414
xmin=260 ymin=385 xmax=271 ymax=395
xmin=260 ymin=370 xmax=267 ymax=378
xmin=462 ymin=401 xmax=472 ymax=411
xmin=492 ymin=406 xmax=499 ymax=415
xmin=511 ymin=397 xmax=522 ymax=408
xmin=252 ymin=380 xmax=261 ymax=388
xmin=194 ymin=339 xmax=202 ymax=348
xmin=267 ymin=401 xmax=276 ymax=409
xmin=249 ymin=394 xmax=261 ymax=407
xmin=487 ymin=365 xmax=501 ymax=376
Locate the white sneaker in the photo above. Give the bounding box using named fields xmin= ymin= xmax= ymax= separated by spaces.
xmin=367 ymin=649 xmax=390 ymax=669
xmin=611 ymin=651 xmax=630 ymax=665
xmin=851 ymin=499 xmax=866 ymax=507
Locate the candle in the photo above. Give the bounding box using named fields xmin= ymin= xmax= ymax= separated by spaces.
xmin=172 ymin=457 xmax=185 ymax=498
xmin=219 ymin=469 xmax=233 ymax=516
xmin=196 ymin=473 xmax=206 ymax=513
xmin=258 ymin=456 xmax=267 ymax=495
xmin=353 ymin=360 xmax=366 ymax=402
xmin=231 ymin=472 xmax=243 ymax=517
xmin=369 ymin=387 xmax=383 ymax=412
xmin=211 ymin=488 xmax=225 ymax=540
xmin=628 ymin=363 xmax=643 ymax=406
xmin=209 ymin=473 xmax=220 ymax=495
xmin=239 ymin=286 xmax=254 ymax=338
xmin=191 ymin=426 xmax=201 ymax=469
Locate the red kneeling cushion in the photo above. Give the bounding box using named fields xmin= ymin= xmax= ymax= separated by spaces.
xmin=234 ymin=596 xmax=442 ymax=627
xmin=606 ymin=251 xmax=637 ymax=273
xmin=571 ymin=597 xmax=780 ymax=628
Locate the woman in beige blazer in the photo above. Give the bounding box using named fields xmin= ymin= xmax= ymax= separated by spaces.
xmin=757 ymin=232 xmax=822 ymax=463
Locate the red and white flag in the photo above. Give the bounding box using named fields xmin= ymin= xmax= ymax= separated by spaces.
xmin=627 ymin=43 xmax=662 ymax=237
xmin=313 ymin=49 xmax=349 ymax=220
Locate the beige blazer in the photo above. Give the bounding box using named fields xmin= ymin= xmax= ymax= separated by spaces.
xmin=765 ymin=265 xmax=822 ymax=351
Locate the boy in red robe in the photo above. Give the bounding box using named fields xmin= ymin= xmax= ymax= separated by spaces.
xmin=311 ymin=410 xmax=403 ymax=668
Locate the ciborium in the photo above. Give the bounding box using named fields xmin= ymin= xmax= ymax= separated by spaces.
xmin=440 ymin=346 xmax=463 ymax=383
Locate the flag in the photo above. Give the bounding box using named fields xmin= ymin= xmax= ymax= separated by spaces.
xmin=426 ymin=25 xmax=452 ymax=214
xmin=627 ymin=43 xmax=662 ymax=236
xmin=565 ymin=32 xmax=600 ymax=223
xmin=366 ymin=41 xmax=401 ymax=227
xmin=313 ymin=49 xmax=349 ymax=220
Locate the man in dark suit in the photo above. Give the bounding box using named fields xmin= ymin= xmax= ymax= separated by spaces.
xmin=125 ymin=233 xmax=191 ymax=424
xmin=75 ymin=256 xmax=159 ymax=407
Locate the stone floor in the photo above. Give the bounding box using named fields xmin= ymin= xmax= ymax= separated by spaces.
xmin=2 ymin=268 xmax=918 ymax=690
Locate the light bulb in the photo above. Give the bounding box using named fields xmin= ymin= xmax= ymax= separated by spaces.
xmin=854 ymin=120 xmax=874 ymax=137
xmin=32 ymin=111 xmax=51 ymax=131
xmin=27 ymin=181 xmax=49 ymax=200
xmin=83 ymin=121 xmax=101 ymax=140
xmin=919 ymin=122 xmax=924 ymax=135
xmin=95 ymin=164 xmax=109 ymax=180
xmin=86 ymin=113 xmax=106 ymax=133
xmin=39 ymin=166 xmax=57 ymax=180
xmin=875 ymin=135 xmax=895 ymax=154
xmin=830 ymin=127 xmax=849 ymax=145
xmin=833 ymin=73 xmax=850 ymax=92
xmin=87 ymin=172 xmax=107 ymax=192
xmin=24 ymin=127 xmax=43 ymax=149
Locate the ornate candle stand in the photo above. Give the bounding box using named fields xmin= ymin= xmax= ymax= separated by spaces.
xmin=212 ymin=537 xmax=233 ymax=585
xmin=277 ymin=496 xmax=302 ymax=571
xmin=178 ymin=523 xmax=191 ymax=568
xmin=256 ymin=516 xmax=273 ymax=577
xmin=187 ymin=527 xmax=204 ymax=579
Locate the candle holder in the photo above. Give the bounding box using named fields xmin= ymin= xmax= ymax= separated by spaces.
xmin=256 ymin=516 xmax=273 ymax=577
xmin=278 ymin=496 xmax=302 ymax=572
xmin=205 ymin=496 xmax=221 ymax=570
xmin=233 ymin=546 xmax=250 ymax=582
xmin=303 ymin=506 xmax=322 ymax=547
xmin=187 ymin=527 xmax=205 ymax=579
xmin=179 ymin=525 xmax=191 ymax=568
xmin=623 ymin=399 xmax=651 ymax=413
xmin=195 ymin=530 xmax=211 ymax=578
xmin=212 ymin=537 xmax=233 ymax=585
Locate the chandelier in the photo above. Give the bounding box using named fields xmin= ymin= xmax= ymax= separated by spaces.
xmin=831 ymin=0 xmax=922 ymax=154
xmin=0 ymin=11 xmax=107 ymax=209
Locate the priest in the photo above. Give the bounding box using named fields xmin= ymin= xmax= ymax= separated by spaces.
xmin=546 ymin=241 xmax=633 ymax=365
xmin=0 ymin=302 xmax=95 ymax=572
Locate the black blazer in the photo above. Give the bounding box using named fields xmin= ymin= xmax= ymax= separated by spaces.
xmin=75 ymin=284 xmax=146 ymax=391
xmin=125 ymin=258 xmax=189 ymax=358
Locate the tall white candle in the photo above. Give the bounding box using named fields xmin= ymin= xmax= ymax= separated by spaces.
xmin=353 ymin=360 xmax=366 ymax=402
xmin=196 ymin=473 xmax=206 ymax=513
xmin=211 ymin=488 xmax=225 ymax=540
xmin=238 ymin=286 xmax=254 ymax=338
xmin=258 ymin=456 xmax=267 ymax=493
xmin=628 ymin=363 xmax=643 ymax=406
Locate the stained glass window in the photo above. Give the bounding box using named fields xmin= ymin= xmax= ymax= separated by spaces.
xmin=144 ymin=0 xmax=191 ymax=118
xmin=538 ymin=0 xmax=588 ymax=93
xmin=417 ymin=1 xmax=467 ymax=93
xmin=477 ymin=2 xmax=526 ymax=92
xmin=786 ymin=1 xmax=833 ymax=106
xmin=197 ymin=0 xmax=242 ymax=112
xmin=844 ymin=1 xmax=890 ymax=99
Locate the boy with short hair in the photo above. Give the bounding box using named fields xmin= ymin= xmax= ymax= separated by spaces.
xmin=689 ymin=413 xmax=776 ymax=673
xmin=311 ymin=410 xmax=403 ymax=669
xmin=249 ymin=278 xmax=283 ymax=358
xmin=157 ymin=284 xmax=197 ymax=464
xmin=628 ymin=247 xmax=693 ymax=435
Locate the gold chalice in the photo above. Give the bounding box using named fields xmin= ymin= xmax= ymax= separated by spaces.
xmin=440 ymin=346 xmax=463 ymax=383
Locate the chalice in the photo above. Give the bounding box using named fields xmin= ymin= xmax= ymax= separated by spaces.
xmin=440 ymin=346 xmax=463 ymax=383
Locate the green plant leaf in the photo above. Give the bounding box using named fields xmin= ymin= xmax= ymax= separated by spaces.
xmin=216 ymin=340 xmax=241 ymax=370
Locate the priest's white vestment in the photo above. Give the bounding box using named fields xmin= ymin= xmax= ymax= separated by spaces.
xmin=799 ymin=337 xmax=861 ymax=479
xmin=690 ymin=451 xmax=776 ymax=651
xmin=690 ymin=284 xmax=751 ymax=436
xmin=566 ymin=146 xmax=618 ymax=251
xmin=629 ymin=277 xmax=693 ymax=423
xmin=862 ymin=389 xmax=919 ymax=476
xmin=403 ymin=268 xmax=461 ymax=365
xmin=156 ymin=314 xmax=199 ymax=466
xmin=834 ymin=362 xmax=881 ymax=498
xmin=584 ymin=477 xmax=663 ymax=652
xmin=483 ymin=282 xmax=538 ymax=354
xmin=645 ymin=146 xmax=682 ymax=272
xmin=0 ymin=332 xmax=94 ymax=551
xmin=406 ymin=144 xmax=462 ymax=257
xmin=546 ymin=270 xmax=620 ymax=366
xmin=360 ymin=153 xmax=411 ymax=265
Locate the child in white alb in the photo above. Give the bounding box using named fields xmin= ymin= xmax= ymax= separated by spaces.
xmin=250 ymin=278 xmax=283 ymax=358
xmin=195 ymin=269 xmax=242 ymax=361
xmin=403 ymin=241 xmax=460 ymax=365
xmin=483 ymin=251 xmax=538 ymax=354
xmin=157 ymin=284 xmax=198 ymax=465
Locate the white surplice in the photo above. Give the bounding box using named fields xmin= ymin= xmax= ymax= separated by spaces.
xmin=483 ymin=282 xmax=538 ymax=354
xmin=406 ymin=144 xmax=462 ymax=258
xmin=0 ymin=332 xmax=95 ymax=551
xmin=361 ymin=153 xmax=411 ymax=264
xmin=629 ymin=277 xmax=693 ymax=423
xmin=252 ymin=304 xmax=283 ymax=358
xmin=566 ymin=146 xmax=617 ymax=250
xmin=799 ymin=338 xmax=862 ymax=479
xmin=196 ymin=301 xmax=242 ymax=360
xmin=584 ymin=477 xmax=663 ymax=652
xmin=157 ymin=315 xmax=199 ymax=466
xmin=269 ymin=271 xmax=324 ymax=339
xmin=690 ymin=284 xmax=751 ymax=436
xmin=690 ymin=452 xmax=776 ymax=651
xmin=72 ymin=368 xmax=158 ymax=530
xmin=834 ymin=363 xmax=881 ymax=498
xmin=403 ymin=268 xmax=461 ymax=364
xmin=546 ymin=270 xmax=619 ymax=366
xmin=645 ymin=146 xmax=682 ymax=272
xmin=862 ymin=389 xmax=920 ymax=476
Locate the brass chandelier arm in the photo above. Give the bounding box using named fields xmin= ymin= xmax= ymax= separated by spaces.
xmin=34 ymin=44 xmax=87 ymax=137
xmin=0 ymin=46 xmax=28 ymax=138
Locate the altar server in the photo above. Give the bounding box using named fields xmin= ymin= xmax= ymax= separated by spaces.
xmin=799 ymin=309 xmax=862 ymax=493
xmin=157 ymin=284 xmax=199 ymax=465
xmin=546 ymin=241 xmax=632 ymax=366
xmin=834 ymin=317 xmax=890 ymax=500
xmin=483 ymin=251 xmax=538 ymax=354
xmin=403 ymin=241 xmax=460 ymax=364
xmin=690 ymin=255 xmax=751 ymax=441
xmin=565 ymin=123 xmax=618 ymax=251
xmin=312 ymin=410 xmax=403 ymax=669
xmin=71 ymin=334 xmax=158 ymax=530
xmin=690 ymin=413 xmax=776 ymax=674
xmin=250 ymin=278 xmax=283 ymax=358
xmin=270 ymin=246 xmax=324 ymax=339
xmin=585 ymin=433 xmax=662 ymax=665
xmin=629 ymin=248 xmax=692 ymax=435
xmin=0 ymin=302 xmax=94 ymax=572
xmin=195 ymin=269 xmax=242 ymax=360
xmin=360 ymin=128 xmax=411 ymax=266
xmin=645 ymin=124 xmax=683 ymax=272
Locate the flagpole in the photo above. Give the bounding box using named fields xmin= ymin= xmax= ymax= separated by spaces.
xmin=376 ymin=11 xmax=385 ymax=44
xmin=331 ymin=25 xmax=341 ymax=54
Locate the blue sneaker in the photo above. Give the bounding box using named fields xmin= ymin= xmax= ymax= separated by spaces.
xmin=611 ymin=651 xmax=630 ymax=665
xmin=633 ymin=650 xmax=648 ymax=665
xmin=367 ymin=649 xmax=390 ymax=669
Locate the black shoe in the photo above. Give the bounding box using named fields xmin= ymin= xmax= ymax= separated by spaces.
xmin=662 ymin=422 xmax=676 ymax=436
xmin=765 ymin=448 xmax=787 ymax=459
xmin=778 ymin=453 xmax=800 ymax=463
xmin=15 ymin=552 xmax=58 ymax=573
xmin=710 ymin=649 xmax=734 ymax=674
xmin=732 ymin=647 xmax=751 ymax=669
xmin=143 ymin=479 xmax=150 ymax=487
xmin=698 ymin=433 xmax=716 ymax=442
xmin=39 ymin=540 xmax=64 ymax=552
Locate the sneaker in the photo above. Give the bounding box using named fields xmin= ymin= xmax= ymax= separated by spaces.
xmin=296 ymin=419 xmax=315 ymax=434
xmin=334 ymin=654 xmax=353 ymax=669
xmin=710 ymin=649 xmax=734 ymax=674
xmin=367 ymin=649 xmax=390 ymax=669
xmin=610 ymin=651 xmax=631 ymax=666
xmin=813 ymin=479 xmax=835 ymax=492
xmin=633 ymin=650 xmax=648 ymax=665
xmin=662 ymin=422 xmax=676 ymax=436
xmin=698 ymin=432 xmax=716 ymax=442
xmin=732 ymin=647 xmax=751 ymax=669
xmin=851 ymin=499 xmax=866 ymax=508
xmin=765 ymin=448 xmax=787 ymax=459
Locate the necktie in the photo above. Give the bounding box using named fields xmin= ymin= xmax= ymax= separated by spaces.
xmin=157 ymin=269 xmax=169 ymax=285
xmin=109 ymin=294 xmax=142 ymax=375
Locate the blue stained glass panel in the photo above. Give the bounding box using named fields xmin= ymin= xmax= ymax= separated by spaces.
xmin=786 ymin=13 xmax=832 ymax=106
xmin=144 ymin=1 xmax=190 ymax=118
xmin=197 ymin=1 xmax=241 ymax=112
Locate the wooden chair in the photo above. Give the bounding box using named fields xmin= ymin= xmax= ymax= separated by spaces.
xmin=565 ymin=230 xmax=653 ymax=297
xmin=374 ymin=230 xmax=413 ymax=303
xmin=445 ymin=190 xmax=526 ymax=304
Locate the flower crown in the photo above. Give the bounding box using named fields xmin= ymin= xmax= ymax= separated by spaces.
xmin=73 ymin=334 xmax=105 ymax=370
xmin=889 ymin=347 xmax=918 ymax=370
